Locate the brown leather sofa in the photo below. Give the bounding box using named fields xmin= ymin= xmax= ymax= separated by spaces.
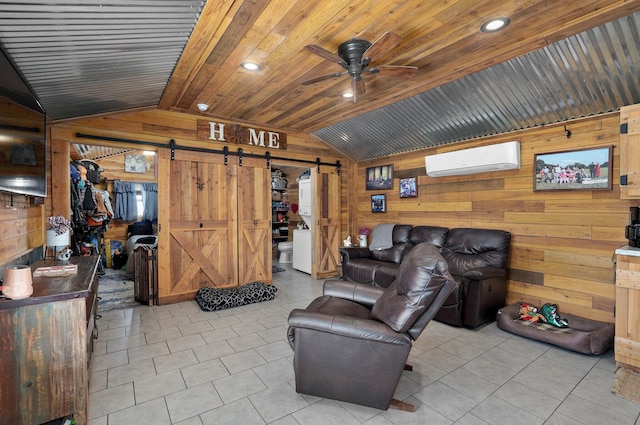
xmin=340 ymin=225 xmax=511 ymax=328
xmin=288 ymin=243 xmax=458 ymax=411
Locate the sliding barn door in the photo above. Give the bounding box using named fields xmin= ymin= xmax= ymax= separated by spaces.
xmin=313 ymin=171 xmax=341 ymax=279
xmin=237 ymin=157 xmax=272 ymax=284
xmin=157 ymin=149 xmax=238 ymax=304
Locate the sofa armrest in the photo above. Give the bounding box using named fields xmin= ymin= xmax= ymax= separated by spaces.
xmin=323 ymin=280 xmax=385 ymax=306
xmin=461 ymin=266 xmax=508 ymax=328
xmin=287 ymin=309 xmax=411 ymax=347
xmin=339 ymin=247 xmax=373 ymax=261
xmin=462 ymin=266 xmax=506 ymax=281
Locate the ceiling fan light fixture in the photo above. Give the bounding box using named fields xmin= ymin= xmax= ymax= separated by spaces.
xmin=480 ymin=17 xmax=510 ymax=33
xmin=197 ymin=103 xmax=209 ymax=112
xmin=241 ymin=61 xmax=262 ymax=71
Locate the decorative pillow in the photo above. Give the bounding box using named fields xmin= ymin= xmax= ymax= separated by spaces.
xmin=371 ymin=243 xmax=453 ymax=333
xmin=196 ymin=281 xmax=277 ymax=311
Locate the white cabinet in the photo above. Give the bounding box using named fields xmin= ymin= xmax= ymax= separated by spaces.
xmin=298 ymin=179 xmax=312 ymax=217
xmin=293 ymin=229 xmax=312 ymax=274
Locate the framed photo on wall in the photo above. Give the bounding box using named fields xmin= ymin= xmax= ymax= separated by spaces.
xmin=534 ymin=146 xmax=612 ymax=191
xmin=371 ymin=194 xmax=386 ymax=213
xmin=125 ymin=154 xmax=147 ymax=173
xmin=399 ymin=177 xmax=417 ymax=198
xmin=366 ymin=165 xmax=393 ymax=190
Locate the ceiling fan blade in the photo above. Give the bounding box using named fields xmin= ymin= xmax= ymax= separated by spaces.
xmin=362 ymin=32 xmax=402 ymax=61
xmin=304 ymin=44 xmax=345 ymax=65
xmin=373 ymin=65 xmax=418 ymax=78
xmin=300 ymin=71 xmax=347 ymax=85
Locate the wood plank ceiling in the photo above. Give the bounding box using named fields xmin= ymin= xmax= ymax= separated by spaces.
xmin=163 ymin=0 xmax=640 ymax=136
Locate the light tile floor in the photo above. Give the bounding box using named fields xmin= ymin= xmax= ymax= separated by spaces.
xmin=89 ymin=263 xmax=640 ymax=425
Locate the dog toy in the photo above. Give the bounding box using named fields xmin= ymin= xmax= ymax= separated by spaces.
xmin=518 ymin=303 xmax=545 ymax=322
xmin=539 ymin=303 xmax=569 ymax=327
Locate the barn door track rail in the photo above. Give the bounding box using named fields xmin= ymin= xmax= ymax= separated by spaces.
xmin=75 ymin=133 xmax=341 ymax=174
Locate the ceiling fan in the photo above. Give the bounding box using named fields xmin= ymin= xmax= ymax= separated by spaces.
xmin=301 ymin=32 xmax=418 ymax=102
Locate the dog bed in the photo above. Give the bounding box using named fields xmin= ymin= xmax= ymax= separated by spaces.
xmin=496 ymin=302 xmax=614 ymax=355
xmin=196 ymin=281 xmax=277 ymax=312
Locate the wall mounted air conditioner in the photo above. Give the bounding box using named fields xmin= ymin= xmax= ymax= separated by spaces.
xmin=425 ymin=141 xmax=520 ymax=177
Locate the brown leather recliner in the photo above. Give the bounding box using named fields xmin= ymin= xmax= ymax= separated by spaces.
xmin=287 ymin=243 xmax=458 ymax=411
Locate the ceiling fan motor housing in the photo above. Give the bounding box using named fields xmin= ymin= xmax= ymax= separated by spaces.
xmin=338 ymin=39 xmax=372 ymax=76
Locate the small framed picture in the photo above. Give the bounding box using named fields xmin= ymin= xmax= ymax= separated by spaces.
xmin=399 ymin=177 xmax=417 ymax=198
xmin=366 ymin=165 xmax=393 ymax=190
xmin=371 ymin=194 xmax=386 ymax=213
xmin=534 ymin=146 xmax=612 ymax=191
xmin=125 ymin=154 xmax=147 ymax=173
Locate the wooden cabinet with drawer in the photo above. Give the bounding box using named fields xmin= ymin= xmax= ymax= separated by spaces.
xmin=0 ymin=255 xmax=100 ymax=425
xmin=614 ymin=247 xmax=640 ymax=371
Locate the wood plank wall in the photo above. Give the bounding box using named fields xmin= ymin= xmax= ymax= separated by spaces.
xmin=354 ymin=112 xmax=631 ymax=323
xmin=3 ymin=106 xmax=630 ymax=323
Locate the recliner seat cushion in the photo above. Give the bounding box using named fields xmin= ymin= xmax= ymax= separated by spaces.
xmin=372 ymin=262 xmax=400 ymax=288
xmin=371 ymin=243 xmax=454 ymax=333
xmin=371 ymin=242 xmax=409 ymax=263
xmin=342 ymin=258 xmax=380 ymax=284
xmin=303 ymin=294 xmax=372 ymax=320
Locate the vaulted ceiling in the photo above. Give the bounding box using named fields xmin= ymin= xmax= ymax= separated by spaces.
xmin=1 ymin=0 xmax=640 ymax=161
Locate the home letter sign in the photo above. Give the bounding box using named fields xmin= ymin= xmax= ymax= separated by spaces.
xmin=197 ymin=119 xmax=287 ymax=150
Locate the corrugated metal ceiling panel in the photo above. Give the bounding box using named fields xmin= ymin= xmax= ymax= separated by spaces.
xmin=314 ymin=12 xmax=640 ymax=161
xmin=0 ymin=0 xmax=204 ymax=120
xmin=71 ymin=144 xmax=133 ymax=160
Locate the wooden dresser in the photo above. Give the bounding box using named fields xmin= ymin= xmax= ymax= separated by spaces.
xmin=0 ymin=255 xmax=100 ymax=425
xmin=614 ymin=246 xmax=640 ymax=371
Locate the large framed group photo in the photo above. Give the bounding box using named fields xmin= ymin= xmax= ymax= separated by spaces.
xmin=534 ymin=146 xmax=612 ymax=191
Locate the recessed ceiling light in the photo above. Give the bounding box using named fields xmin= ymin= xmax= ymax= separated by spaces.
xmin=341 ymin=92 xmax=354 ymax=99
xmin=241 ymin=61 xmax=262 ymax=71
xmin=197 ymin=103 xmax=209 ymax=112
xmin=480 ymin=17 xmax=510 ymax=33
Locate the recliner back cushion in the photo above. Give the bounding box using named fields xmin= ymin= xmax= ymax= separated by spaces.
xmin=392 ymin=224 xmax=413 ymax=244
xmin=408 ymin=225 xmax=449 ymax=248
xmin=369 ymin=225 xmax=412 ymax=263
xmin=441 ymin=228 xmax=511 ymax=276
xmin=371 ymin=243 xmax=454 ymax=333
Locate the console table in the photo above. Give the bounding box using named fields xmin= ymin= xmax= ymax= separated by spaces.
xmin=0 ymin=255 xmax=100 ymax=425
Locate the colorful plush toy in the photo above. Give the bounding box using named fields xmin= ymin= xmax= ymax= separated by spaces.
xmin=539 ymin=303 xmax=569 ymax=327
xmin=518 ymin=303 xmax=545 ymax=322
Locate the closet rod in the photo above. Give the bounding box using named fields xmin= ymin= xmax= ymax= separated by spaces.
xmin=75 ymin=133 xmax=341 ymax=173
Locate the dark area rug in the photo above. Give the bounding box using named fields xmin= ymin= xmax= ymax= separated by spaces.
xmin=98 ymin=268 xmax=140 ymax=312
xmin=196 ymin=281 xmax=277 ymax=312
xmin=272 ymin=265 xmax=285 ymax=273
